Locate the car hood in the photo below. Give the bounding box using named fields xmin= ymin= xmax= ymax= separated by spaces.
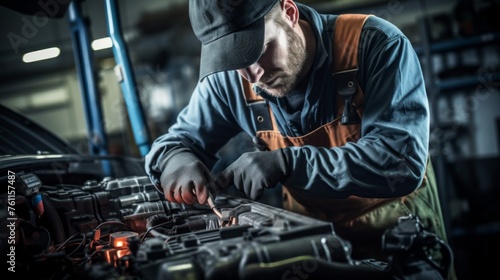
xmin=0 ymin=104 xmax=80 ymax=156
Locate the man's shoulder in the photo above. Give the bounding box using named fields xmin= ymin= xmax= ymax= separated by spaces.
xmin=198 ymin=71 xmax=247 ymax=102
xmin=202 ymin=70 xmax=241 ymax=86
xmin=363 ymin=15 xmax=405 ymax=39
xmin=297 ymin=2 xmax=335 ymax=32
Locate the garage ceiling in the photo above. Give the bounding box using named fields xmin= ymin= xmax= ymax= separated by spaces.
xmin=0 ymin=0 xmax=388 ymax=85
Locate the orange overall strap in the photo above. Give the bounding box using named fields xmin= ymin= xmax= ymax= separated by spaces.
xmin=240 ymin=76 xmax=277 ymax=132
xmin=333 ymin=14 xmax=371 ymax=72
xmin=333 ymin=14 xmax=372 ymax=125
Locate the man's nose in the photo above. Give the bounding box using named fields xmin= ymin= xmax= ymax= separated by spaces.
xmin=238 ymin=63 xmax=264 ymax=83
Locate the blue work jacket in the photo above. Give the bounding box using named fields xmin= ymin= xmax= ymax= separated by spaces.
xmin=145 ymin=3 xmax=429 ymax=199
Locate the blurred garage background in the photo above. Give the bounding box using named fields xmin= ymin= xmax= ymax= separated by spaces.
xmin=1 ymin=0 xmax=499 ymax=278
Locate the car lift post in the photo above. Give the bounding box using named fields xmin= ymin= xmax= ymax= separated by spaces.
xmin=104 ymin=0 xmax=151 ymax=157
xmin=68 ymin=0 xmax=112 ymax=175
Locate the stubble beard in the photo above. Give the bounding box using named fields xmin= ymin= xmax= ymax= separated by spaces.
xmin=261 ymin=24 xmax=307 ymax=98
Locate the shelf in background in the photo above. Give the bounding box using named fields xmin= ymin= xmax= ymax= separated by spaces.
xmin=436 ymin=72 xmax=500 ymax=92
xmin=414 ymin=32 xmax=500 ymax=55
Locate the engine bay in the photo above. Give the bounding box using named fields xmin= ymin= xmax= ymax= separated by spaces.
xmin=1 ymin=166 xmax=452 ymax=279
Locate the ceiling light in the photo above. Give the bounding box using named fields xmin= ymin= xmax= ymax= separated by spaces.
xmin=92 ymin=37 xmax=113 ymax=51
xmin=22 ymin=47 xmax=60 ymax=63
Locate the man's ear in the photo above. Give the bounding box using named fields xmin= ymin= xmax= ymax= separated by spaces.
xmin=281 ymin=0 xmax=300 ymax=27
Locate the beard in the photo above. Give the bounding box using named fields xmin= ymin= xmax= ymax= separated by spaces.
xmin=259 ymin=23 xmax=307 ymax=98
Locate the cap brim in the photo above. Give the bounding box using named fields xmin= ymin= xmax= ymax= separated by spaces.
xmin=198 ymin=17 xmax=265 ymax=81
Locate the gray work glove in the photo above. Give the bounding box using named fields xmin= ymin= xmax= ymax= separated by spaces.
xmin=158 ymin=148 xmax=215 ymax=205
xmin=216 ymin=149 xmax=289 ymax=200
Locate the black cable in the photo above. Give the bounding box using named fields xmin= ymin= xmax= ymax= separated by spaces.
xmin=41 ymin=193 xmax=66 ymax=245
xmin=93 ymin=220 xmax=134 ymax=231
xmin=141 ymin=220 xmax=176 ymax=243
xmin=55 ymin=233 xmax=86 ymax=252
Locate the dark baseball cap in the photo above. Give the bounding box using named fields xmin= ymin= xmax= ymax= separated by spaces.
xmin=189 ymin=0 xmax=279 ymax=81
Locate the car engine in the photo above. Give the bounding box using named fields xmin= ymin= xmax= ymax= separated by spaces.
xmin=1 ymin=168 xmax=452 ymax=280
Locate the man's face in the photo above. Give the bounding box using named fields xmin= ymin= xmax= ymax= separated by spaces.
xmin=237 ymin=14 xmax=307 ymax=98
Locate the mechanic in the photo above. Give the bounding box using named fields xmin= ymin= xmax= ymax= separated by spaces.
xmin=145 ymin=0 xmax=451 ymax=269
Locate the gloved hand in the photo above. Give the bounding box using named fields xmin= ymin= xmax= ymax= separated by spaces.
xmin=159 ymin=148 xmax=216 ymax=205
xmin=216 ymin=149 xmax=289 ymax=200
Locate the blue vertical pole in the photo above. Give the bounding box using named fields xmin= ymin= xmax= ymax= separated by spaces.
xmin=104 ymin=0 xmax=151 ymax=157
xmin=68 ymin=0 xmax=111 ymax=175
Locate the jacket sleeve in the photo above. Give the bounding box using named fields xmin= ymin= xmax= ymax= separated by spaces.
xmin=282 ymin=18 xmax=429 ymax=199
xmin=144 ymin=75 xmax=243 ymax=187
